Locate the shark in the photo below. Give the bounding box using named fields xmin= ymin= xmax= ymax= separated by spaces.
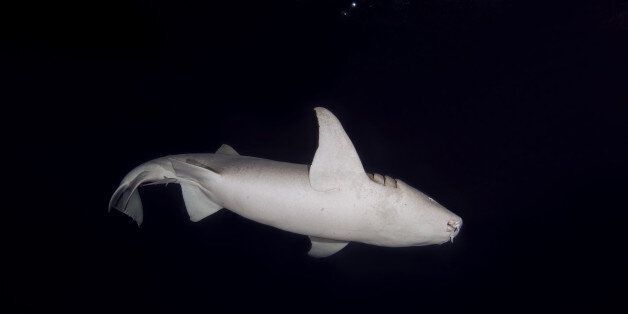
xmin=109 ymin=107 xmax=463 ymax=257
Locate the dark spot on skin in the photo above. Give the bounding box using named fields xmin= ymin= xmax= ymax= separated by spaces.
xmin=186 ymin=159 xmax=220 ymax=173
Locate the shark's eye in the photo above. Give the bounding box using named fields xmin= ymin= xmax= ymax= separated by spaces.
xmin=425 ymin=195 xmax=441 ymax=205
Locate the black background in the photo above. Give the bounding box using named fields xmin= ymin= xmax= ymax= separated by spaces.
xmin=4 ymin=1 xmax=627 ymax=312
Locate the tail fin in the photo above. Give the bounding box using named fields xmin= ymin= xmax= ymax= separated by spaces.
xmin=109 ymin=164 xmax=169 ymax=225
xmin=110 ymin=158 xmax=224 ymax=225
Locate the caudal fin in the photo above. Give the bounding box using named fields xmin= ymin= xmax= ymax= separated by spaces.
xmin=109 ymin=170 xmax=155 ymax=225
xmin=110 ymin=158 xmax=224 ymax=225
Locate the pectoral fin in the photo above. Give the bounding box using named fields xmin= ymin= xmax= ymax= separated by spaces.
xmin=308 ymin=236 xmax=349 ymax=258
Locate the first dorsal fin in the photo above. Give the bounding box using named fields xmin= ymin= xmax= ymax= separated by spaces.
xmin=309 ymin=107 xmax=366 ymax=191
xmin=216 ymin=144 xmax=239 ymax=155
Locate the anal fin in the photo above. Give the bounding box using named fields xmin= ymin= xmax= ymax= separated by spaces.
xmin=308 ymin=236 xmax=349 ymax=258
xmin=180 ymin=182 xmax=222 ymax=222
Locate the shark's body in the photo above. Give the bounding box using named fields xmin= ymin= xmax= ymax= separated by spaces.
xmin=110 ymin=107 xmax=462 ymax=257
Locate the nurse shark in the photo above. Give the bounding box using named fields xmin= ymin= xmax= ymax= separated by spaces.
xmin=109 ymin=107 xmax=462 ymax=257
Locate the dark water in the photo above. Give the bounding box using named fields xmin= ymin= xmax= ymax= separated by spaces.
xmin=4 ymin=1 xmax=627 ymax=312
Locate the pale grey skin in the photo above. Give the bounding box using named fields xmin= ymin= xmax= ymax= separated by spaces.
xmin=110 ymin=107 xmax=462 ymax=257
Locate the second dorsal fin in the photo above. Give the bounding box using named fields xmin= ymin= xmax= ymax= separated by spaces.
xmin=215 ymin=144 xmax=239 ymax=155
xmin=309 ymin=107 xmax=366 ymax=191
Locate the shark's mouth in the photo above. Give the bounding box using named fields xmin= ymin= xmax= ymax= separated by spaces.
xmin=447 ymin=220 xmax=462 ymax=243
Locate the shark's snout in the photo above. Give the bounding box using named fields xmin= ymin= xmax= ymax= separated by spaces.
xmin=446 ymin=218 xmax=462 ymax=243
